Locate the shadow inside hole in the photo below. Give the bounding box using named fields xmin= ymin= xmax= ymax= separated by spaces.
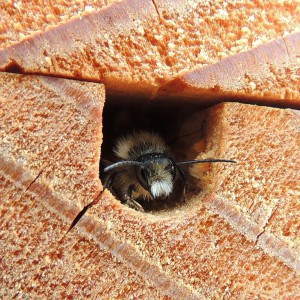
xmin=100 ymin=95 xmax=210 ymax=212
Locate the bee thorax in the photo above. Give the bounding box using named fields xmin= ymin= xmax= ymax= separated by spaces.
xmin=114 ymin=131 xmax=166 ymax=160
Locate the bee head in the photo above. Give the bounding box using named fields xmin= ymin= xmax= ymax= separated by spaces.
xmin=136 ymin=153 xmax=176 ymax=199
xmin=103 ymin=147 xmax=237 ymax=203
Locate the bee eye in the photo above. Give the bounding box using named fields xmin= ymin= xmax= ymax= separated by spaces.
xmin=137 ymin=167 xmax=149 ymax=191
xmin=140 ymin=168 xmax=147 ymax=181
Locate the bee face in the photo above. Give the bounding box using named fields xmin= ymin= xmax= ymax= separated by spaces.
xmin=135 ymin=153 xmax=176 ymax=198
xmin=100 ymin=131 xmax=236 ymax=212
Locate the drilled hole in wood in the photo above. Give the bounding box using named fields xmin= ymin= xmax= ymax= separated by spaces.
xmin=100 ymin=96 xmax=213 ymax=212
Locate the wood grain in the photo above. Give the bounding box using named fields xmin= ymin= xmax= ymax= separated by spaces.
xmin=1 ymin=74 xmax=299 ymax=298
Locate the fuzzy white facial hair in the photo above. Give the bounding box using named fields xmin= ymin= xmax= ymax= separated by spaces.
xmin=150 ymin=178 xmax=173 ymax=198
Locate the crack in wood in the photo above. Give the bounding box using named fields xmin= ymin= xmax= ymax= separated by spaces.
xmin=151 ymin=0 xmax=161 ymax=20
xmin=204 ymin=195 xmax=300 ymax=273
xmin=0 ymin=155 xmax=204 ymax=299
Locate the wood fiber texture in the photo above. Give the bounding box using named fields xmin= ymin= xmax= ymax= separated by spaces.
xmin=158 ymin=32 xmax=300 ymax=106
xmin=0 ymin=73 xmax=299 ymax=298
xmin=0 ymin=72 xmax=108 ymax=298
xmin=0 ymin=0 xmax=299 ymax=103
xmin=0 ymin=0 xmax=300 ymax=299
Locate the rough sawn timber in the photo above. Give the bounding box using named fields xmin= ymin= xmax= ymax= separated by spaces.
xmin=0 ymin=73 xmax=299 ymax=299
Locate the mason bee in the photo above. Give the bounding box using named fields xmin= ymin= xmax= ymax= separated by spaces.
xmin=68 ymin=131 xmax=236 ymax=232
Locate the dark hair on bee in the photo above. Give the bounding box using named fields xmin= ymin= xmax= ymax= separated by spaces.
xmin=67 ymin=131 xmax=236 ymax=232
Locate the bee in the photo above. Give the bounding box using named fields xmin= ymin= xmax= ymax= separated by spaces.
xmin=67 ymin=131 xmax=236 ymax=232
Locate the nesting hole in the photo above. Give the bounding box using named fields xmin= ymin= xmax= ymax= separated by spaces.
xmin=101 ymin=95 xmax=213 ymax=212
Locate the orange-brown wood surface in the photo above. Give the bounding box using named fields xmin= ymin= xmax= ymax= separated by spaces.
xmin=0 ymin=0 xmax=300 ymax=299
xmin=1 ymin=0 xmax=299 ymax=103
xmin=1 ymin=73 xmax=299 ymax=298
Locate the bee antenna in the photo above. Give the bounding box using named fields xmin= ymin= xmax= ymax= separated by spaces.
xmin=177 ymin=159 xmax=237 ymax=166
xmin=104 ymin=161 xmax=144 ymax=172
